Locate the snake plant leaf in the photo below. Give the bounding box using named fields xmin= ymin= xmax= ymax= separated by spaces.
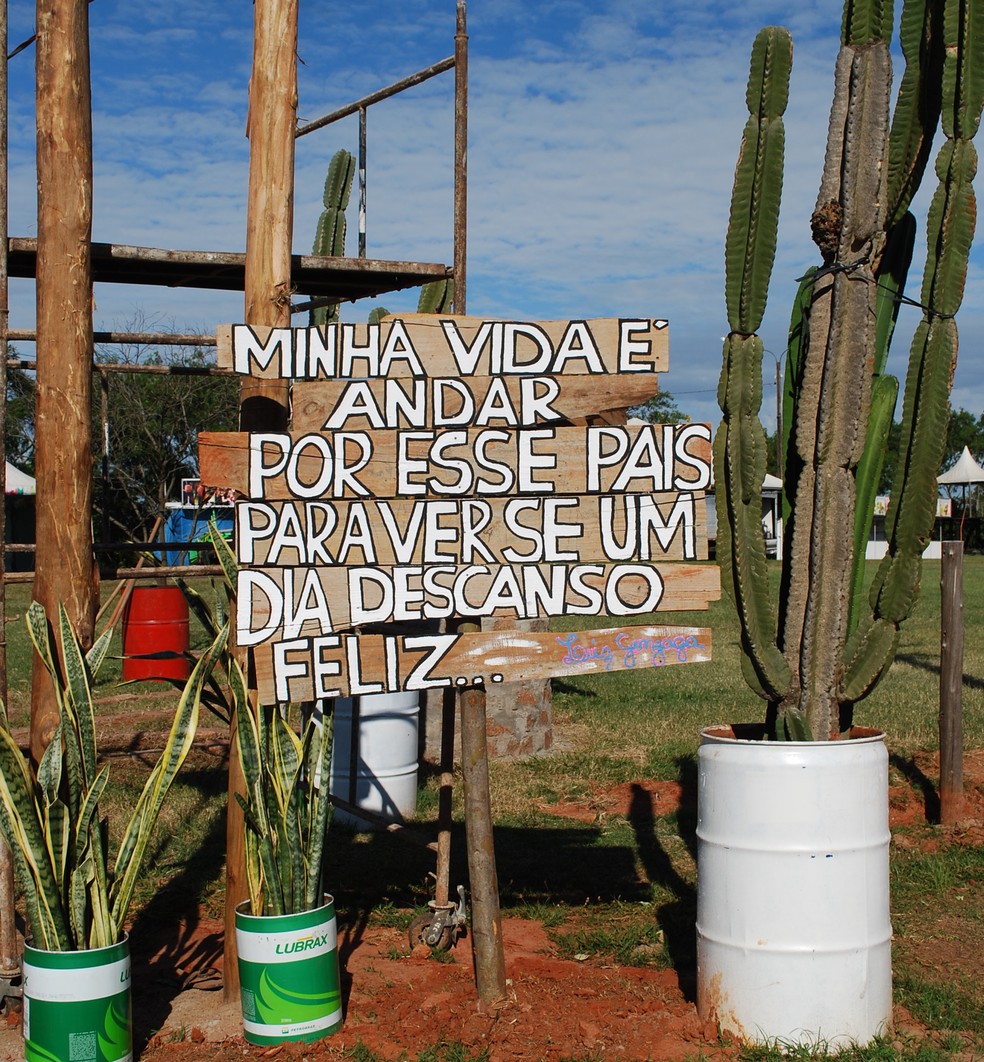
xmin=58 ymin=603 xmax=98 ymax=788
xmin=74 ymin=767 xmax=109 ymax=860
xmin=232 ymin=664 xmax=285 ymax=916
xmin=209 ymin=519 xmax=239 ymax=591
xmin=36 ymin=723 xmax=63 ymax=808
xmin=26 ymin=602 xmax=66 ymax=716
xmin=84 ymin=626 xmax=113 ymax=680
xmin=42 ymin=800 xmax=69 ymax=901
xmin=0 ymin=726 xmax=71 ymax=949
xmin=69 ymin=851 xmax=93 ymax=949
xmin=305 ymin=712 xmax=334 ymax=909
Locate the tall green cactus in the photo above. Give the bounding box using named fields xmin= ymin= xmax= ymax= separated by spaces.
xmin=716 ymin=0 xmax=984 ymax=740
xmin=311 ymin=149 xmax=356 ymax=327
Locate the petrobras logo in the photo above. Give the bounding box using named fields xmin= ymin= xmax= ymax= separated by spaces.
xmin=274 ymin=932 xmax=331 ymax=956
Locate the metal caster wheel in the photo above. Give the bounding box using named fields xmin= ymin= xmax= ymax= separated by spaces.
xmin=408 ymin=913 xmax=454 ymax=952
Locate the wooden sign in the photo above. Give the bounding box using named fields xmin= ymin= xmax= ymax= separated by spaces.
xmin=236 ymin=561 xmax=720 ymax=645
xmin=198 ymin=422 xmax=713 ymax=501
xmin=254 ymin=624 xmax=713 ymax=703
xmin=236 ymin=493 xmax=708 ymax=568
xmin=217 ymin=314 xmax=670 ymax=380
xmin=290 ymin=373 xmax=662 ymax=431
xmin=206 ymin=313 xmax=721 ymax=699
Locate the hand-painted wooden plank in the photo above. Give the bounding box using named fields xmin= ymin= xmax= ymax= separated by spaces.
xmin=290 ymin=373 xmax=661 ymax=431
xmin=253 ymin=623 xmax=713 ymax=703
xmin=235 ymin=561 xmax=722 ymax=646
xmin=237 ymin=493 xmax=709 ymax=567
xmin=198 ymin=423 xmax=712 ymax=501
xmin=216 ymin=315 xmax=669 ymax=379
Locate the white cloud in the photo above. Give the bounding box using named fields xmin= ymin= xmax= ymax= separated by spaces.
xmin=5 ymin=1 xmax=983 ymax=435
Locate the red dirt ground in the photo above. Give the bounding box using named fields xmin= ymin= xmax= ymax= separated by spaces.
xmin=1 ymin=749 xmax=980 ymax=1061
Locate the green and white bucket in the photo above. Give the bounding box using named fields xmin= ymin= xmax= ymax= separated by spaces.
xmin=22 ymin=936 xmax=132 ymax=1062
xmin=235 ymin=896 xmax=343 ymax=1045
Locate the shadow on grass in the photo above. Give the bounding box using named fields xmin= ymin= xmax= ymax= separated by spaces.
xmin=891 ymin=751 xmax=941 ymax=824
xmin=626 ymin=754 xmax=698 ymax=1001
xmin=326 ymin=753 xmax=701 ymax=1003
xmin=128 ymin=766 xmax=228 ymax=1051
xmin=897 ymin=649 xmax=984 ymax=692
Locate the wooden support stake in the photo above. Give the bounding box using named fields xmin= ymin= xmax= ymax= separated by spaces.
xmin=0 ymin=0 xmax=19 ymax=983
xmin=224 ymin=0 xmax=298 ymax=1003
xmin=32 ymin=0 xmax=98 ymax=763
xmin=457 ymin=612 xmax=506 ymax=1005
xmin=940 ymin=541 xmax=964 ymax=825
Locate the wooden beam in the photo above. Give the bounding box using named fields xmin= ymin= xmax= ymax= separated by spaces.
xmin=198 ymin=423 xmax=712 ymax=502
xmin=236 ymin=562 xmax=720 ymax=643
xmin=290 ymin=373 xmax=658 ymax=431
xmin=235 ymin=493 xmax=709 ymax=568
xmin=253 ymin=624 xmax=713 ymax=704
xmin=32 ymin=0 xmax=97 ymax=763
xmin=224 ymin=0 xmax=299 ymax=1003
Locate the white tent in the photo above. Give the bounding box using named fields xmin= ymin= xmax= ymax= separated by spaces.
xmin=937 ymin=445 xmax=984 ymax=538
xmin=937 ymin=445 xmax=984 ymax=488
xmin=5 ymin=461 xmax=35 ymax=495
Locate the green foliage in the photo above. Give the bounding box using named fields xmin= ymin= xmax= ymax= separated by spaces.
xmin=5 ymin=353 xmax=36 ymax=472
xmin=716 ymin=0 xmax=984 ymax=738
xmin=627 ymin=389 xmax=689 ymax=425
xmin=92 ymin=343 xmax=239 ymax=544
xmin=204 ymin=525 xmax=335 ymax=916
xmin=0 ymin=602 xmax=224 ymax=950
xmin=416 ymin=277 xmax=454 ymax=314
xmin=311 ymin=149 xmax=356 ymax=327
xmin=724 ymin=27 xmax=791 ymax=336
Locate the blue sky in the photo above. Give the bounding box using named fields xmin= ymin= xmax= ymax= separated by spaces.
xmin=6 ymin=1 xmax=984 ymax=432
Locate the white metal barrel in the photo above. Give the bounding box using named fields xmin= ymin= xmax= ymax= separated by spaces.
xmin=329 ymin=692 xmax=420 ymax=828
xmin=696 ymin=725 xmax=892 ymax=1047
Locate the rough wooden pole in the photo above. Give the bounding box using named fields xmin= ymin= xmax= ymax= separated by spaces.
xmin=940 ymin=541 xmax=964 ymax=825
xmin=240 ymin=0 xmax=294 ymax=436
xmin=224 ymin=0 xmax=297 ymax=1003
xmin=32 ymin=0 xmax=97 ymax=763
xmin=0 ymin=0 xmax=21 ymax=987
xmin=451 ymin=1 xmax=505 ymax=1005
xmin=459 ymin=682 xmax=507 ymax=1006
xmin=453 ymin=0 xmax=467 ymax=313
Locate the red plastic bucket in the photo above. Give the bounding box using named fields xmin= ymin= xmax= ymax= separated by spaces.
xmin=122 ymin=587 xmax=191 ymax=682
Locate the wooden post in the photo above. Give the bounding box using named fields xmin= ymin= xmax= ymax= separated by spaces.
xmin=451 ymin=13 xmax=505 ymax=1001
xmin=32 ymin=0 xmax=97 ymax=763
xmin=240 ymin=0 xmax=294 ymax=435
xmin=224 ymin=0 xmax=298 ymax=1002
xmin=453 ymin=0 xmax=467 ymax=312
xmin=940 ymin=541 xmax=964 ymax=825
xmin=0 ymin=0 xmax=20 ymax=986
xmin=459 ymin=682 xmax=507 ymax=1006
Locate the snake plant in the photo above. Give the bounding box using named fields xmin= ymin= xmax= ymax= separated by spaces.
xmin=203 ymin=523 xmax=335 ymax=917
xmin=0 ymin=601 xmax=225 ymax=950
xmin=715 ymin=0 xmax=984 ymax=740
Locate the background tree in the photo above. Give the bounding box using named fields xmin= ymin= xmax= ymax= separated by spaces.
xmin=627 ymin=389 xmax=689 ymax=424
xmin=5 ymin=351 xmax=36 ymax=472
xmin=93 ymin=344 xmax=238 ymax=543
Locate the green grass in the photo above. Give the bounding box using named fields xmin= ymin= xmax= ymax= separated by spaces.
xmin=6 ymin=558 xmax=984 ymax=1054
